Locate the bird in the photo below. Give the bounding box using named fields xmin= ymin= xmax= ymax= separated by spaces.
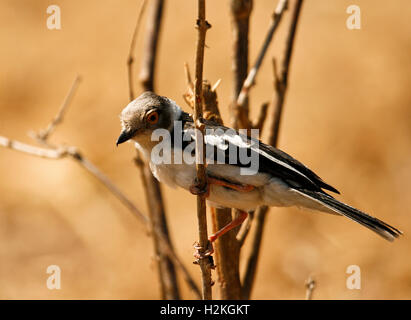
xmin=116 ymin=91 xmax=402 ymax=252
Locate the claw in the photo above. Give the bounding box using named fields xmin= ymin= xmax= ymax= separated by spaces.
xmin=189 ymin=180 xmax=209 ymax=197
xmin=193 ymin=241 xmax=215 ymax=268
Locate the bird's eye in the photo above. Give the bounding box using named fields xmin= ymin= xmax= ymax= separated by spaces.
xmin=146 ymin=110 xmax=159 ymax=125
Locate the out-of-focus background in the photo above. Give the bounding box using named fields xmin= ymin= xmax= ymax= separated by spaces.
xmin=0 ymin=0 xmax=410 ymax=299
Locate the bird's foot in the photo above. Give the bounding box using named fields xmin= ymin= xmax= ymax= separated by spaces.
xmin=189 ymin=179 xmax=209 ymax=197
xmin=193 ymin=241 xmax=215 ymax=269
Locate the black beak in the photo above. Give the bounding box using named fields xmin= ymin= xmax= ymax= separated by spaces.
xmin=116 ymin=130 xmax=135 ymax=146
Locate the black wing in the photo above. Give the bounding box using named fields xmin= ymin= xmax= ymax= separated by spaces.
xmin=176 ymin=112 xmax=339 ymax=194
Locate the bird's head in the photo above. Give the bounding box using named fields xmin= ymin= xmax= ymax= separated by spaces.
xmin=116 ymin=91 xmax=182 ymax=147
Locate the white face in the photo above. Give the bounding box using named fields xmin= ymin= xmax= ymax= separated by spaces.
xmin=117 ymin=92 xmax=182 ymax=146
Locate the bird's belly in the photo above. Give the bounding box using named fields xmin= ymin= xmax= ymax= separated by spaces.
xmin=261 ymin=177 xmax=296 ymax=207
xmin=207 ymin=185 xmax=262 ymax=211
xmin=149 ymin=161 xmax=196 ymax=190
xmin=149 ymin=162 xmax=295 ymax=211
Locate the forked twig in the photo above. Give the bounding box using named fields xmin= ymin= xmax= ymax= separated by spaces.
xmin=37 ymin=75 xmax=82 ymax=141
xmin=235 ymin=0 xmax=288 ymax=128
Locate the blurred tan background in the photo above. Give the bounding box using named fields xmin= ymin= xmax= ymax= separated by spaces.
xmin=0 ymin=0 xmax=410 ymax=299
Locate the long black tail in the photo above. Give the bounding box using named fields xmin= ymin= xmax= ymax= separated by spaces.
xmin=293 ymin=189 xmax=402 ymax=241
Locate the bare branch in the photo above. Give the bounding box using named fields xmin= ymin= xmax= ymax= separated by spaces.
xmin=235 ymin=0 xmax=288 ymax=129
xmin=128 ymin=0 xmax=148 ymax=101
xmin=241 ymin=0 xmax=304 ymax=299
xmin=305 ymin=276 xmax=316 ymax=300
xmin=252 ymin=102 xmax=269 ymax=131
xmin=193 ymin=0 xmax=213 ymax=300
xmin=37 ymin=75 xmax=81 ymax=141
xmin=139 ymin=0 xmax=165 ymax=91
xmin=0 ymin=136 xmax=67 ymax=159
xmin=241 ymin=205 xmax=268 ymax=299
xmin=236 ymin=210 xmax=254 ymax=247
xmin=183 ymin=62 xmax=195 ymax=109
xmin=230 ymin=0 xmax=253 ymax=129
xmin=132 ymin=0 xmax=181 ymax=300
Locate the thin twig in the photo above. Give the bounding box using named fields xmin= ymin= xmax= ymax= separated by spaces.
xmin=230 ymin=0 xmax=252 ymax=129
xmin=305 ymin=276 xmax=316 ymax=300
xmin=139 ymin=0 xmax=165 ymax=91
xmin=37 ymin=75 xmax=82 ymax=141
xmin=241 ymin=205 xmax=268 ymax=299
xmin=252 ymin=102 xmax=269 ymax=131
xmin=235 ymin=0 xmax=288 ymax=129
xmin=0 ymin=136 xmax=67 ymax=159
xmin=236 ymin=210 xmax=254 ymax=247
xmin=241 ymin=0 xmax=304 ymax=299
xmin=193 ymin=0 xmax=213 ymax=300
xmin=183 ymin=62 xmax=195 ymax=109
xmin=128 ymin=0 xmax=148 ymax=101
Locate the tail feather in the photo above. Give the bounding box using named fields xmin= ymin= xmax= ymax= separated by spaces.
xmin=293 ymin=189 xmax=402 ymax=242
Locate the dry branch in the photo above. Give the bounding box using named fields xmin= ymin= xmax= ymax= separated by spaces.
xmin=127 ymin=0 xmax=148 ymax=101
xmin=128 ymin=0 xmax=181 ymax=300
xmin=37 ymin=75 xmax=82 ymax=141
xmin=241 ymin=0 xmax=304 ymax=299
xmin=192 ymin=0 xmax=213 ymax=300
xmin=230 ymin=0 xmax=253 ymax=129
xmin=235 ymin=0 xmax=288 ymax=129
xmin=139 ymin=0 xmax=165 ymax=91
xmin=305 ymin=276 xmax=316 ymax=300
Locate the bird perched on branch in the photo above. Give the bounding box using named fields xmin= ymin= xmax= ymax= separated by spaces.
xmin=117 ymin=91 xmax=402 ymax=252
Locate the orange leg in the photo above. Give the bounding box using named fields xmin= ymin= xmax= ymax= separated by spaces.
xmin=191 ymin=177 xmax=252 ymax=259
xmin=194 ymin=209 xmax=248 ymax=259
xmin=209 ymin=210 xmax=248 ymax=243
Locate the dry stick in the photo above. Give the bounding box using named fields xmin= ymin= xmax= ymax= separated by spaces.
xmin=182 ymin=68 xmax=238 ymax=299
xmin=305 ymin=276 xmax=316 ymax=300
xmin=1 ymin=135 xmax=149 ymax=225
xmin=38 ymin=75 xmax=82 ymax=141
xmin=235 ymin=0 xmax=288 ymax=129
xmin=252 ymin=102 xmax=269 ymax=131
xmin=230 ymin=0 xmax=253 ymax=130
xmin=127 ymin=0 xmax=148 ymax=101
xmin=241 ymin=0 xmax=304 ymax=299
xmin=193 ymin=0 xmax=213 ymax=300
xmin=0 ymin=136 xmax=67 ymax=159
xmin=128 ymin=0 xmax=181 ymax=300
xmin=139 ymin=0 xmax=164 ymax=91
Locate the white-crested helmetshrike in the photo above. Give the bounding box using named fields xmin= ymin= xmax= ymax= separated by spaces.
xmin=117 ymin=91 xmax=401 ymax=248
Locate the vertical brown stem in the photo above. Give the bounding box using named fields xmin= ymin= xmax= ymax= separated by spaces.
xmin=230 ymin=0 xmax=253 ymax=130
xmin=193 ymin=0 xmax=213 ymax=300
xmin=138 ymin=0 xmax=180 ymax=300
xmin=139 ymin=0 xmax=165 ymax=91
